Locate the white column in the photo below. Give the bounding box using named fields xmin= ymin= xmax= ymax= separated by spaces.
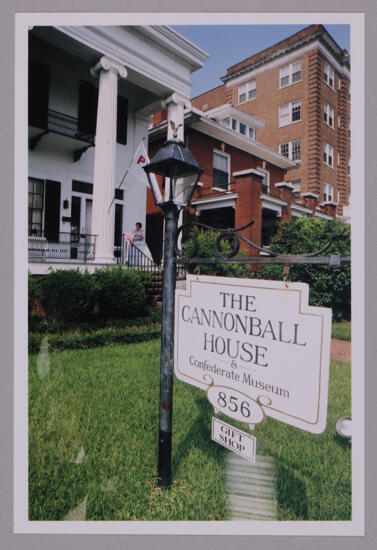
xmin=165 ymin=92 xmax=190 ymax=142
xmin=90 ymin=56 xmax=127 ymax=263
xmin=163 ymin=93 xmax=190 ymax=202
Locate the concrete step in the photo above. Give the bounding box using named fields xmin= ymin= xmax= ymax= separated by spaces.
xmin=225 ymin=452 xmax=278 ymax=521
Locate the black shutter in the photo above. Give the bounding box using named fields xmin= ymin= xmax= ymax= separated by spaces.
xmin=77 ymin=81 xmax=98 ymax=137
xmin=44 ymin=180 xmax=61 ymax=242
xmin=117 ymin=95 xmax=128 ymax=145
xmin=29 ymin=60 xmax=50 ymax=129
xmin=114 ymin=204 xmax=123 ymax=248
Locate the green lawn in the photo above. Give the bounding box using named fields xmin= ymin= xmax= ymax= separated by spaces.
xmin=29 ymin=339 xmax=351 ymax=521
xmin=28 ymin=340 xmax=227 ymax=521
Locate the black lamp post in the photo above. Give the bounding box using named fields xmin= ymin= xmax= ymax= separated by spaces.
xmin=144 ymin=140 xmax=203 ymax=488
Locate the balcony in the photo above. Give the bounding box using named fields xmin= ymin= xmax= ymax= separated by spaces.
xmin=29 ymin=110 xmax=95 ymax=160
xmin=28 ymin=231 xmax=97 ymax=262
xmin=47 ymin=109 xmax=94 ymax=144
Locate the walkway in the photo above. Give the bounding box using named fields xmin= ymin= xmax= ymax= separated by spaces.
xmin=331 ymin=338 xmax=351 ymax=363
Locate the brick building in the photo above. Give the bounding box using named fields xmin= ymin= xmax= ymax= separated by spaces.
xmin=191 ymin=24 xmax=351 ymax=216
xmin=147 ymin=105 xmax=335 ymax=263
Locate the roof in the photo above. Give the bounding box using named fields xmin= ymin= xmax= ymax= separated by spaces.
xmin=222 ymin=24 xmax=350 ymax=83
xmin=149 ymin=108 xmax=296 ymax=171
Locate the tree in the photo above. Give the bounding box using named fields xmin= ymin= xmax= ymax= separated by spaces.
xmin=255 ymin=217 xmax=351 ymax=321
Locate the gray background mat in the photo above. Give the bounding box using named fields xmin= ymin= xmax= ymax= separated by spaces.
xmin=1 ymin=0 xmax=376 ymax=548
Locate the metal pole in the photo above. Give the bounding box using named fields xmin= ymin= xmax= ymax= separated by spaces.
xmin=158 ymin=203 xmax=179 ymax=488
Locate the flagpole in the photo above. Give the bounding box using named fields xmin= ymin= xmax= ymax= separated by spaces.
xmin=107 ymin=137 xmax=147 ymax=213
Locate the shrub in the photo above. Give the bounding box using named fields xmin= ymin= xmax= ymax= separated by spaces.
xmin=255 ymin=218 xmax=351 ymax=321
xmin=184 ymin=228 xmax=249 ymax=278
xmin=28 ymin=324 xmax=161 ymax=354
xmin=38 ymin=269 xmax=98 ymax=322
xmin=28 ymin=272 xmax=41 ymax=320
xmin=95 ymin=266 xmax=152 ymax=319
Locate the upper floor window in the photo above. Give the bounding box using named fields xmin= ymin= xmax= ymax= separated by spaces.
xmin=324 ymin=102 xmax=334 ymax=128
xmin=323 ymin=182 xmax=334 ymax=202
xmin=228 ymin=118 xmax=255 ymax=140
xmin=279 ymin=100 xmax=301 ymax=127
xmin=279 ymin=139 xmax=301 ymax=161
xmin=323 ymin=142 xmax=334 ymax=167
xmin=213 ymin=151 xmax=230 ymax=189
xmin=238 ymin=79 xmax=256 ymax=104
xmin=280 ymin=60 xmax=301 ymax=88
xmin=324 ymin=62 xmax=335 ymax=89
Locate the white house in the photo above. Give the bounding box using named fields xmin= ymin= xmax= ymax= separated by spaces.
xmin=28 ymin=25 xmax=208 ymax=273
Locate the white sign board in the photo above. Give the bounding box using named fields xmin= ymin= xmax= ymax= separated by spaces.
xmin=174 ymin=275 xmax=332 ymax=434
xmin=212 ymin=417 xmax=256 ymax=463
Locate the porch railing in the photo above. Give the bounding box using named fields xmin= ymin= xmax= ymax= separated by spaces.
xmin=28 ymin=231 xmax=97 ymax=261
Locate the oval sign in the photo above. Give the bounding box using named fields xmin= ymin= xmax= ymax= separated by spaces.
xmin=207 ymin=385 xmax=265 ymax=425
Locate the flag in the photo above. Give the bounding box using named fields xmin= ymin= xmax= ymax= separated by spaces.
xmin=126 ymin=141 xmax=163 ymax=203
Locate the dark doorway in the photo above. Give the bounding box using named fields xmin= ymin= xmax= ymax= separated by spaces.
xmin=262 ymin=209 xmax=279 ymax=246
xmin=146 ymin=213 xmax=164 ymax=264
xmin=114 ymin=203 xmax=123 ymax=259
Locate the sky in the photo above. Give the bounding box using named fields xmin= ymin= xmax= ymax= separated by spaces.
xmin=172 ymin=25 xmax=350 ymax=99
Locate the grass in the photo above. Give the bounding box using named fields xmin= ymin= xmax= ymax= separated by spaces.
xmin=29 ymin=339 xmax=351 ymax=521
xmin=253 ymin=360 xmax=352 ymax=520
xmin=332 ymin=322 xmax=351 ymax=341
xmin=28 ymin=339 xmax=227 ymax=521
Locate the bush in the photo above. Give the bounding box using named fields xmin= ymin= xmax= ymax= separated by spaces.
xmin=184 ymin=228 xmax=249 ymax=278
xmin=255 ymin=218 xmax=351 ymax=321
xmin=29 ymin=308 xmax=162 ymax=335
xmin=28 ymin=323 xmax=161 ymax=354
xmin=38 ymin=269 xmax=99 ymax=322
xmin=95 ymin=266 xmax=152 ymax=319
xmin=28 ymin=272 xmax=41 ymax=320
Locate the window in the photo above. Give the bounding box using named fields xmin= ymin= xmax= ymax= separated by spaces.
xmin=279 ymin=101 xmax=301 ymax=126
xmin=29 ymin=60 xmax=50 ymax=130
xmin=229 ymin=118 xmax=256 ymax=140
xmin=238 ymin=79 xmax=256 ymax=104
xmin=28 ymin=178 xmax=44 ymax=236
xmin=324 ymin=62 xmax=334 ymax=89
xmin=258 ymin=168 xmax=270 ymax=194
xmin=279 ymin=140 xmax=301 ymax=161
xmin=323 ymin=182 xmax=334 ymax=202
xmin=291 ymin=140 xmax=301 ymax=161
xmin=279 ymin=143 xmax=289 ymax=158
xmin=323 ymin=142 xmax=334 ymax=167
xmin=72 ymin=180 xmax=93 ymax=194
xmin=280 ymin=60 xmax=301 ymax=88
xmin=324 ymin=102 xmax=334 ymax=128
xmin=213 ymin=151 xmax=229 ymax=189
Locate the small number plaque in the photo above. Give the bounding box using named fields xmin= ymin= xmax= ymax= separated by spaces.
xmin=207 ymin=385 xmax=265 ymax=425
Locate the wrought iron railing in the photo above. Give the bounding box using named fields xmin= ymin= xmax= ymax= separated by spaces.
xmin=28 ymin=231 xmax=97 ymax=261
xmin=116 ymin=239 xmax=163 ymax=292
xmin=48 ymin=110 xmax=95 ymax=144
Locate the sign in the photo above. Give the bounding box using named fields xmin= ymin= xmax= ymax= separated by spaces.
xmin=174 ymin=275 xmax=332 ymax=434
xmin=212 ymin=417 xmax=256 ymax=463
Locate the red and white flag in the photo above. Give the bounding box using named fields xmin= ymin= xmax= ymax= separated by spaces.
xmin=126 ymin=141 xmax=162 ymax=203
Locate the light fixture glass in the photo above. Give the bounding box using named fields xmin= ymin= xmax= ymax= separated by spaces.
xmin=143 ymin=140 xmax=203 ymax=207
